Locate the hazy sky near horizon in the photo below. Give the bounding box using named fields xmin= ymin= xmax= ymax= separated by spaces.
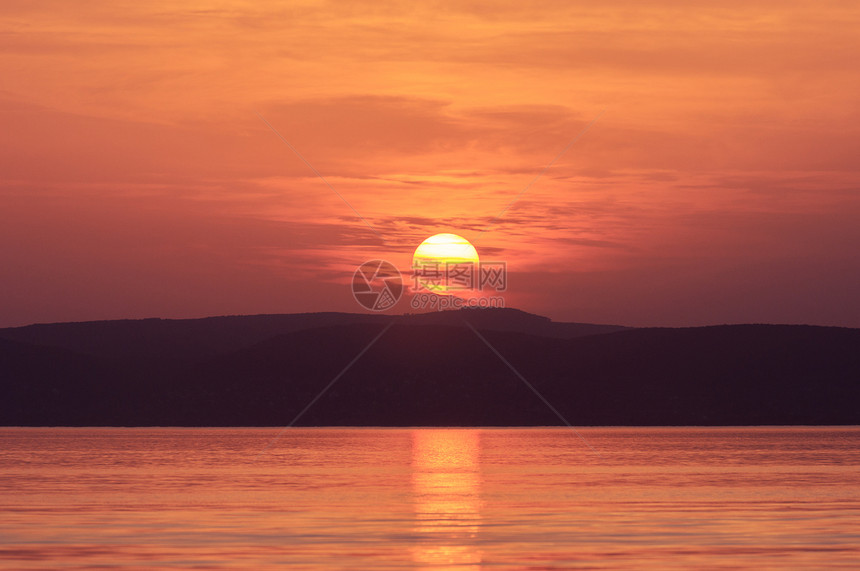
xmin=2 ymin=0 xmax=859 ymax=328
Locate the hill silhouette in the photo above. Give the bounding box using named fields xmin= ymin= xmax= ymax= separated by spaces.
xmin=1 ymin=309 xmax=857 ymax=426
xmin=0 ymin=308 xmax=625 ymax=367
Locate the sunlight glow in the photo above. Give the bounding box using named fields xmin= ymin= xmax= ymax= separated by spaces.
xmin=412 ymin=233 xmax=480 ymax=294
xmin=412 ymin=430 xmax=482 ymax=569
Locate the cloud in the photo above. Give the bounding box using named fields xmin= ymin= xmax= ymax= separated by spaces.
xmin=2 ymin=1 xmax=859 ymax=327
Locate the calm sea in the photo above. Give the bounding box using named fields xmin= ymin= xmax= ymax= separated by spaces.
xmin=1 ymin=427 xmax=859 ymax=569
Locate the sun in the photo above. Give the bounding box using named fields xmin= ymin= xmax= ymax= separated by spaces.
xmin=412 ymin=233 xmax=479 ymax=294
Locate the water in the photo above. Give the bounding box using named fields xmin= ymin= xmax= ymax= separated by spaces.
xmin=1 ymin=427 xmax=859 ymax=569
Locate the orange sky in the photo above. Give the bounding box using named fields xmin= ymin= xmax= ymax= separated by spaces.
xmin=2 ymin=1 xmax=859 ymax=327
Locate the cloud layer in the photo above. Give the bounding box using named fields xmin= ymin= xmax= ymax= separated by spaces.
xmin=1 ymin=1 xmax=858 ymax=326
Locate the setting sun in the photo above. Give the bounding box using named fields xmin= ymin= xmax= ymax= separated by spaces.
xmin=412 ymin=233 xmax=480 ymax=294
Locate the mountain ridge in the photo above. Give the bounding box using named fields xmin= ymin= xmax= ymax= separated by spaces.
xmin=1 ymin=309 xmax=857 ymax=426
xmin=0 ymin=308 xmax=628 ymax=366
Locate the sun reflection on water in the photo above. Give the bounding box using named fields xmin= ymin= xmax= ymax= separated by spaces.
xmin=411 ymin=429 xmax=483 ymax=569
